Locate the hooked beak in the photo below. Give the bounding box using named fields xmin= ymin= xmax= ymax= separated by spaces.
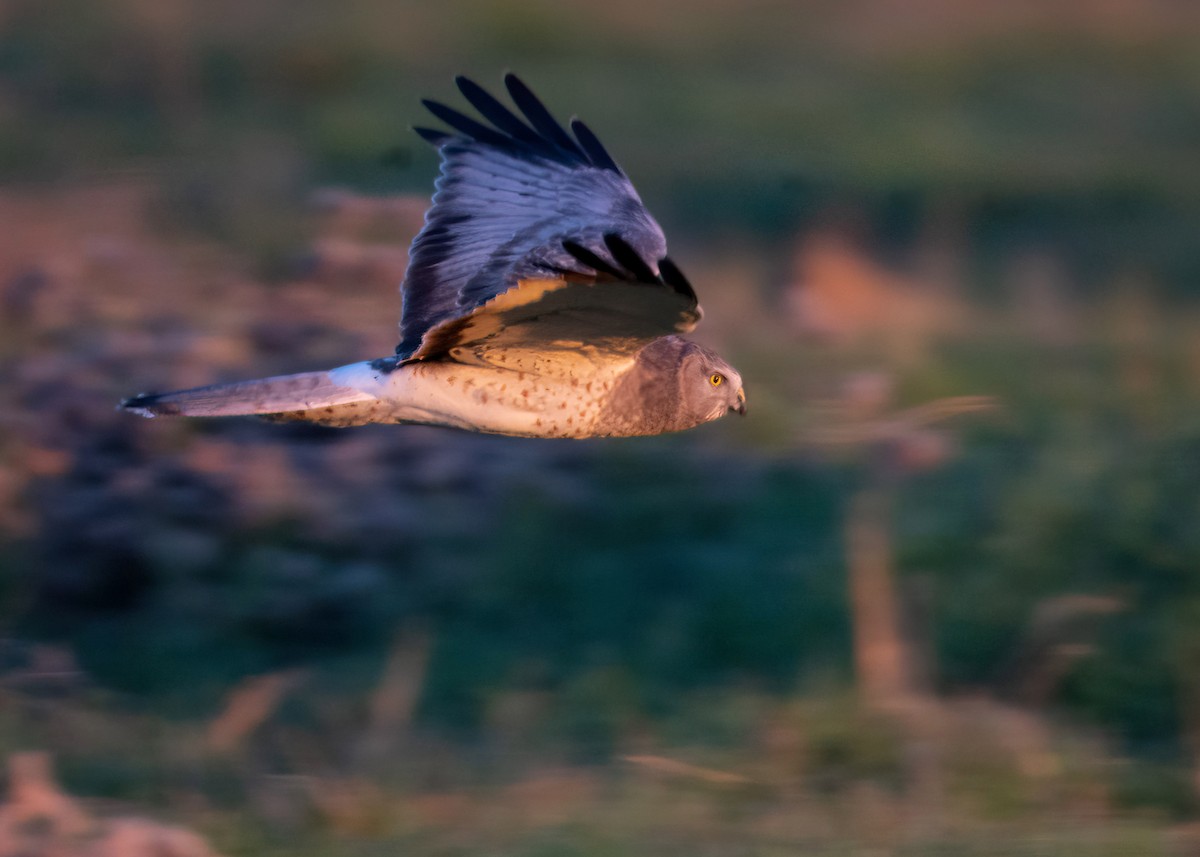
xmin=732 ymin=387 xmax=747 ymax=416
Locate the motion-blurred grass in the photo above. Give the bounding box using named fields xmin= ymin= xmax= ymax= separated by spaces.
xmin=2 ymin=0 xmax=1200 ymax=854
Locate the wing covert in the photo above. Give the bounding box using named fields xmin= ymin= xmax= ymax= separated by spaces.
xmin=399 ymin=234 xmax=701 ymax=365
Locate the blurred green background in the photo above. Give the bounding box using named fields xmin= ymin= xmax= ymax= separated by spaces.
xmin=2 ymin=0 xmax=1200 ymax=854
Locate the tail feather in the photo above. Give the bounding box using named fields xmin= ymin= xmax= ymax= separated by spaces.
xmin=121 ymin=370 xmax=377 ymax=419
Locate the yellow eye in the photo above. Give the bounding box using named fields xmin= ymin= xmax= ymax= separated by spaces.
xmin=709 ymin=373 xmax=724 ymax=387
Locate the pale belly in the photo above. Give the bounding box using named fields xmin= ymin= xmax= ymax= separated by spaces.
xmin=328 ymin=356 xmax=628 ymax=438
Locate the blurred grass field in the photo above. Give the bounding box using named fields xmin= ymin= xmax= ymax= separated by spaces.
xmin=2 ymin=0 xmax=1200 ymax=854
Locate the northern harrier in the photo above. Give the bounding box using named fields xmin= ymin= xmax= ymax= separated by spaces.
xmin=122 ymin=75 xmax=746 ymax=438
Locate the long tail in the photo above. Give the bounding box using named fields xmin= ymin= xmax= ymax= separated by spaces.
xmin=121 ymin=369 xmax=378 ymax=421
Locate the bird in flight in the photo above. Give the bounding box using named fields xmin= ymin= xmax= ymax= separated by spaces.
xmin=122 ymin=74 xmax=746 ymax=438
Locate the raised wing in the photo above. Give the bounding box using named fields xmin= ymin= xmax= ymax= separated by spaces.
xmin=393 ymin=74 xmax=698 ymax=362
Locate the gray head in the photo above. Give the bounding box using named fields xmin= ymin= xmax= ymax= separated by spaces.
xmin=597 ymin=335 xmax=746 ymax=436
xmin=669 ymin=338 xmax=746 ymax=426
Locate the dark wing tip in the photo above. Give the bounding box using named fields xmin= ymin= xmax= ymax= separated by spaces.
xmin=420 ymin=75 xmax=625 ymax=175
xmin=455 ymin=75 xmax=546 ymax=148
xmin=502 ymin=74 xmax=588 ymax=160
xmin=603 ymin=233 xmax=658 ymax=284
xmin=571 ymin=119 xmax=622 ymax=174
xmin=413 ymin=126 xmax=451 ymax=145
xmin=657 ymin=256 xmax=698 ymax=302
xmin=421 ymin=98 xmax=513 ymax=148
xmin=563 ymin=239 xmax=631 ymax=281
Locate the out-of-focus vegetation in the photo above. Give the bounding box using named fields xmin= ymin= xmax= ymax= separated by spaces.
xmin=2 ymin=0 xmax=1200 ymax=854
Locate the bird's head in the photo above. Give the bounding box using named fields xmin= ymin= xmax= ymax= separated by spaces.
xmin=675 ymin=340 xmax=747 ymax=424
xmin=597 ymin=335 xmax=747 ymax=436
